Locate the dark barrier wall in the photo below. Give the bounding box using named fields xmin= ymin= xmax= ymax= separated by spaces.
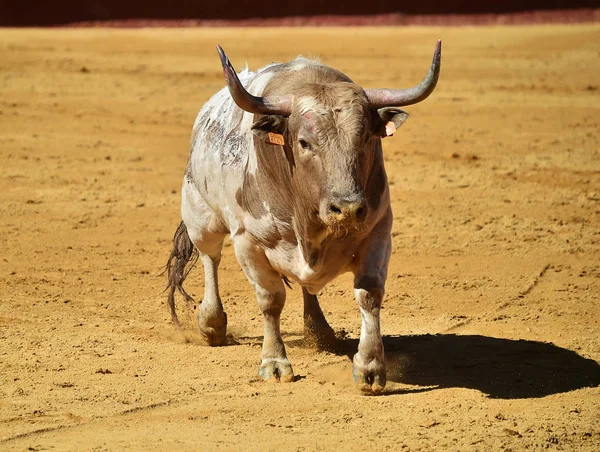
xmin=0 ymin=0 xmax=597 ymax=26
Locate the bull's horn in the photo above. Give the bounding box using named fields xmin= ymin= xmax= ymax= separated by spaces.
xmin=216 ymin=45 xmax=293 ymax=116
xmin=365 ymin=40 xmax=441 ymax=109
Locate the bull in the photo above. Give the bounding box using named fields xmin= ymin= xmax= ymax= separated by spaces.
xmin=166 ymin=42 xmax=441 ymax=392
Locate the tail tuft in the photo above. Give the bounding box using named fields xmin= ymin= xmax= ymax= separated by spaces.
xmin=165 ymin=221 xmax=199 ymax=328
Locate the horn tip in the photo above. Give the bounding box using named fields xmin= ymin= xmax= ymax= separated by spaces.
xmin=434 ymin=40 xmax=442 ymax=65
xmin=216 ymin=45 xmax=235 ymax=79
xmin=216 ymin=45 xmax=227 ymax=64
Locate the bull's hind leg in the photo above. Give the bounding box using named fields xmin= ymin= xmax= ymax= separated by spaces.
xmin=181 ymin=179 xmax=228 ymax=345
xmin=196 ymin=250 xmax=227 ymax=345
xmin=303 ymin=288 xmax=338 ymax=351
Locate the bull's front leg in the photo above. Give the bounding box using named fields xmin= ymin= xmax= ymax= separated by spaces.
xmin=255 ymin=285 xmax=293 ymax=382
xmin=353 ymin=278 xmax=386 ymax=392
xmin=233 ymin=237 xmax=294 ymax=382
xmin=352 ymin=212 xmax=392 ymax=393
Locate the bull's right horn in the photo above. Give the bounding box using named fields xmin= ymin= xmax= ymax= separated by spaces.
xmin=217 ymin=45 xmax=293 ymax=116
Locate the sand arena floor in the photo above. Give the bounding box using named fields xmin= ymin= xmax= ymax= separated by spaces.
xmin=1 ymin=25 xmax=599 ymax=450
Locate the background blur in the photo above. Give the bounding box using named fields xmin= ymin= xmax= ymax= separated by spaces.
xmin=1 ymin=0 xmax=598 ymax=26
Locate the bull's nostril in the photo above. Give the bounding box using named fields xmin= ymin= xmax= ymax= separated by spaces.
xmin=355 ymin=206 xmax=366 ymax=219
xmin=330 ymin=204 xmax=342 ymax=215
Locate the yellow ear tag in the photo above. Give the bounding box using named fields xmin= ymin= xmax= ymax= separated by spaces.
xmin=266 ymin=132 xmax=285 ymax=146
xmin=385 ymin=121 xmax=397 ymax=137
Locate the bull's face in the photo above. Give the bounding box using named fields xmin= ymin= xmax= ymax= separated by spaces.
xmin=251 ymin=84 xmax=409 ymax=231
xmin=216 ymin=43 xmax=440 ymax=231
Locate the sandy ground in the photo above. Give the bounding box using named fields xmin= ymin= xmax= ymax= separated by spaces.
xmin=1 ymin=25 xmax=599 ymax=451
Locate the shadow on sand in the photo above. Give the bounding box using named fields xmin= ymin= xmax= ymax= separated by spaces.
xmin=238 ymin=333 xmax=600 ymax=398
xmin=329 ymin=334 xmax=600 ymax=399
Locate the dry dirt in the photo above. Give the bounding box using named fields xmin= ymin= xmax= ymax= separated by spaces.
xmin=1 ymin=25 xmax=599 ymax=451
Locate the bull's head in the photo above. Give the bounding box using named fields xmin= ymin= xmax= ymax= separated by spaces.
xmin=217 ymin=43 xmax=441 ymax=232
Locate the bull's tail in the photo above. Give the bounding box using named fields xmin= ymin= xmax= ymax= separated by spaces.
xmin=165 ymin=221 xmax=199 ymax=328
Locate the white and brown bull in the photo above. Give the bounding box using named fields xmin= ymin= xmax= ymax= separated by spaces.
xmin=166 ymin=42 xmax=441 ymax=392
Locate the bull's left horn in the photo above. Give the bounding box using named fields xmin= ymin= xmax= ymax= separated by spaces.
xmin=216 ymin=45 xmax=293 ymax=116
xmin=365 ymin=40 xmax=441 ymax=109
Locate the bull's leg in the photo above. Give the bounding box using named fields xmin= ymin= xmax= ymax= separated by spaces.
xmin=303 ymin=288 xmax=337 ymax=351
xmin=181 ymin=179 xmax=228 ymax=345
xmin=352 ymin=212 xmax=392 ymax=393
xmin=353 ymin=280 xmax=386 ymax=392
xmin=256 ymin=285 xmax=293 ymax=381
xmin=233 ymin=237 xmax=294 ymax=382
xmin=197 ymin=251 xmax=227 ymax=345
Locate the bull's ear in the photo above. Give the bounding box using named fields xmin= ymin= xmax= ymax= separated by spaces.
xmin=251 ymin=115 xmax=288 ymax=146
xmin=373 ymin=107 xmax=409 ymax=138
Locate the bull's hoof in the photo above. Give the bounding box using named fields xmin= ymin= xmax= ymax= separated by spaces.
xmin=198 ymin=310 xmax=227 ymax=346
xmin=258 ymin=358 xmax=294 ymax=382
xmin=353 ymin=354 xmax=386 ymax=394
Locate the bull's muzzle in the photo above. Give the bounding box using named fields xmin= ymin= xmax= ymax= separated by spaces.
xmin=325 ymin=194 xmax=367 ymax=226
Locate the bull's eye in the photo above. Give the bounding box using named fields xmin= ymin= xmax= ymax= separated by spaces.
xmin=299 ymin=139 xmax=311 ymax=151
